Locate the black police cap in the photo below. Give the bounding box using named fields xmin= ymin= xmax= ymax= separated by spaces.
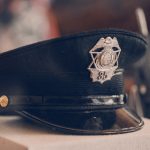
xmin=0 ymin=29 xmax=147 ymax=135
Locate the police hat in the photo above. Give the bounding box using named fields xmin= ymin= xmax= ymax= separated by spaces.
xmin=0 ymin=29 xmax=147 ymax=135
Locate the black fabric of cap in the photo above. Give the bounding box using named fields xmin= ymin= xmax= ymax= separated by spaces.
xmin=0 ymin=29 xmax=147 ymax=97
xmin=0 ymin=29 xmax=147 ymax=135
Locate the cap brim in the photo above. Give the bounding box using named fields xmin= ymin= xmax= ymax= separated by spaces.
xmin=16 ymin=107 xmax=144 ymax=135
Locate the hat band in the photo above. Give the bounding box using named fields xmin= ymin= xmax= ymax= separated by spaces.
xmin=0 ymin=94 xmax=126 ymax=112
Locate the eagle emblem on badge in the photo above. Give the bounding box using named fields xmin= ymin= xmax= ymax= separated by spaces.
xmin=88 ymin=37 xmax=121 ymax=84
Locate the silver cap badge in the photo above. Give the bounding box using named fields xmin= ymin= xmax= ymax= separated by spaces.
xmin=88 ymin=37 xmax=121 ymax=84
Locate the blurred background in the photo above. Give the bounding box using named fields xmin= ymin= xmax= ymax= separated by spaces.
xmin=0 ymin=0 xmax=150 ymax=118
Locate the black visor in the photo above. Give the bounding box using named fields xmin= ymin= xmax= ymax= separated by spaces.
xmin=17 ymin=107 xmax=143 ymax=135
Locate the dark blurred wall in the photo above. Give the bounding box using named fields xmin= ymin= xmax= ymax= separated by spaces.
xmin=51 ymin=0 xmax=150 ymax=35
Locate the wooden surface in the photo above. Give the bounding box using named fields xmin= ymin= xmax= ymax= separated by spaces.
xmin=0 ymin=116 xmax=150 ymax=150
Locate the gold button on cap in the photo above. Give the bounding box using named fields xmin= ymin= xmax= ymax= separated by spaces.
xmin=0 ymin=95 xmax=9 ymax=108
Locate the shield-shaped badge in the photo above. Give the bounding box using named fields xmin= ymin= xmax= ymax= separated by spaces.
xmin=88 ymin=37 xmax=121 ymax=83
